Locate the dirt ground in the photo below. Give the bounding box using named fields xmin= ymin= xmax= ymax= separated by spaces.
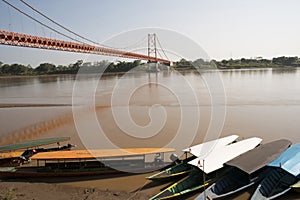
xmin=0 ymin=171 xmax=176 ymax=200
xmin=0 ymin=180 xmax=151 ymax=200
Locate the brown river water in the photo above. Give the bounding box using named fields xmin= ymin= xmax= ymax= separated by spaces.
xmin=0 ymin=68 xmax=300 ymax=199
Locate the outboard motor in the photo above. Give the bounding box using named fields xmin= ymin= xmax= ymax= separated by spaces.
xmin=170 ymin=153 xmax=180 ymax=163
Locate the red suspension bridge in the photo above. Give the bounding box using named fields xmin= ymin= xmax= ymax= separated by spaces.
xmin=0 ymin=0 xmax=171 ymax=65
xmin=0 ymin=30 xmax=170 ymax=65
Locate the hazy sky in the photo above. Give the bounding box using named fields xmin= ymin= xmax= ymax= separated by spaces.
xmin=0 ymin=0 xmax=299 ymax=67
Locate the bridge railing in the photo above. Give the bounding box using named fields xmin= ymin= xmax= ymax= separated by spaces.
xmin=0 ymin=30 xmax=170 ymax=64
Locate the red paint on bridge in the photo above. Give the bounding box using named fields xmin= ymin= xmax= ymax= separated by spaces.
xmin=0 ymin=30 xmax=170 ymax=64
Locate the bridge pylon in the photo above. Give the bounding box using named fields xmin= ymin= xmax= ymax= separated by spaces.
xmin=147 ymin=33 xmax=157 ymax=62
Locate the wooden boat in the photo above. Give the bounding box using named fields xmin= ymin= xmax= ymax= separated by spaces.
xmin=291 ymin=181 xmax=300 ymax=193
xmin=147 ymin=135 xmax=239 ymax=181
xmin=0 ymin=148 xmax=174 ymax=178
xmin=146 ymin=158 xmax=194 ymax=182
xmin=182 ymin=135 xmax=239 ymax=158
xmin=0 ymin=137 xmax=74 ymax=167
xmin=251 ymin=143 xmax=300 ymax=200
xmin=149 ymin=137 xmax=262 ymax=200
xmin=196 ymin=139 xmax=292 ymax=199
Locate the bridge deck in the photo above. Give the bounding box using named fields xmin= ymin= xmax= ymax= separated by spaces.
xmin=0 ymin=30 xmax=170 ymax=64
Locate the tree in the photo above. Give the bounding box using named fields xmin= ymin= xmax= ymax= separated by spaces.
xmin=192 ymin=58 xmax=205 ymax=68
xmin=0 ymin=64 xmax=29 ymax=75
xmin=35 ymin=63 xmax=56 ymax=74
xmin=272 ymin=56 xmax=298 ymax=66
xmin=175 ymin=59 xmax=192 ymax=68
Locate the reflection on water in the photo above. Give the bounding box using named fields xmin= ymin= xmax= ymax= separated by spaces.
xmin=1 ymin=68 xmax=300 ymax=147
xmin=2 ymin=68 xmax=300 ymax=199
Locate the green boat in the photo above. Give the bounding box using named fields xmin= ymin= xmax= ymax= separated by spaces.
xmin=149 ymin=137 xmax=262 ymax=200
xmin=0 ymin=137 xmax=73 ymax=167
xmin=149 ymin=168 xmax=224 ymax=200
xmin=147 ymin=135 xmax=239 ymax=182
xmin=146 ymin=159 xmax=194 ymax=182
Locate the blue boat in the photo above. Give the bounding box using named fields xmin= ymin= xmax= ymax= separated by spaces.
xmin=196 ymin=139 xmax=292 ymax=200
xmin=251 ymin=143 xmax=300 ymax=200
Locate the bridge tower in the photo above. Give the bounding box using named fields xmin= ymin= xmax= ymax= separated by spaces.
xmin=147 ymin=33 xmax=157 ymax=61
xmin=148 ymin=33 xmax=160 ymax=71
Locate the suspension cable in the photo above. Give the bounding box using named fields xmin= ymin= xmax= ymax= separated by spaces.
xmin=18 ymin=0 xmax=114 ymax=48
xmin=117 ymin=36 xmax=147 ymax=50
xmin=156 ymin=36 xmax=169 ymax=60
xmin=2 ymin=0 xmax=86 ymax=44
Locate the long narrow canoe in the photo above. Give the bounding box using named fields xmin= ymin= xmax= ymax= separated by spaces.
xmin=189 ymin=137 xmax=262 ymax=174
xmin=0 ymin=137 xmax=72 ymax=167
xmin=291 ymin=181 xmax=300 ymax=193
xmin=147 ymin=135 xmax=239 ymax=181
xmin=196 ymin=139 xmax=292 ymax=200
xmin=251 ymin=143 xmax=300 ymax=200
xmin=0 ymin=137 xmax=70 ymax=152
xmin=0 ymin=148 xmax=175 ymax=178
xmin=31 ymin=148 xmax=175 ymax=160
xmin=149 ymin=137 xmax=262 ymax=200
xmin=182 ymin=135 xmax=239 ymax=157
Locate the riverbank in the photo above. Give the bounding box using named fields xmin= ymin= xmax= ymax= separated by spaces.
xmin=0 ymin=181 xmax=150 ymax=200
xmin=1 ymin=65 xmax=299 ymax=79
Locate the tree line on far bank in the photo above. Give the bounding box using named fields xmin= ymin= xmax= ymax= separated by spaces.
xmin=1 ymin=56 xmax=300 ymax=76
xmin=174 ymin=56 xmax=300 ymax=69
xmin=0 ymin=60 xmax=143 ymax=76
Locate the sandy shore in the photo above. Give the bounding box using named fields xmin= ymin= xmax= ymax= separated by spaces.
xmin=0 ymin=171 xmax=175 ymax=200
xmin=0 ymin=181 xmax=150 ymax=200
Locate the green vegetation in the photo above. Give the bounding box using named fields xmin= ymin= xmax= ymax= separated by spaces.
xmin=173 ymin=58 xmax=215 ymax=69
xmin=217 ymin=56 xmax=300 ymax=69
xmin=0 ymin=56 xmax=300 ymax=76
xmin=0 ymin=59 xmax=144 ymax=76
xmin=172 ymin=56 xmax=300 ymax=70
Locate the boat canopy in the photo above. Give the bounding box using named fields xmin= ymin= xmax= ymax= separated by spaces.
xmin=188 ymin=137 xmax=262 ymax=174
xmin=268 ymin=143 xmax=300 ymax=176
xmin=31 ymin=148 xmax=175 ymax=160
xmin=182 ymin=135 xmax=239 ymax=157
xmin=225 ymin=139 xmax=291 ymax=174
xmin=0 ymin=137 xmax=70 ymax=152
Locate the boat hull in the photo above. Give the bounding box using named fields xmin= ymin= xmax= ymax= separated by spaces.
xmin=250 ymin=168 xmax=298 ymax=200
xmin=291 ymin=181 xmax=300 ymax=193
xmin=149 ymin=168 xmax=228 ymax=200
xmin=0 ymin=162 xmax=169 ymax=179
xmin=147 ymin=161 xmax=193 ymax=181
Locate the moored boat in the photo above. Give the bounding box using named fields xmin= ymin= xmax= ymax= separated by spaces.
xmin=291 ymin=181 xmax=300 ymax=193
xmin=146 ymin=135 xmax=239 ymax=182
xmin=149 ymin=137 xmax=262 ymax=200
xmin=0 ymin=137 xmax=74 ymax=167
xmin=251 ymin=143 xmax=300 ymax=200
xmin=196 ymin=139 xmax=292 ymax=200
xmin=0 ymin=148 xmax=174 ymax=178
